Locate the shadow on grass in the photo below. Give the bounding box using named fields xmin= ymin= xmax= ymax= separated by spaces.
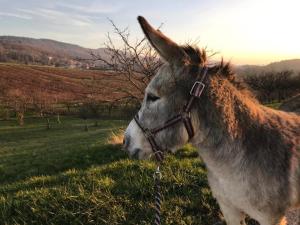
xmin=0 ymin=143 xmax=127 ymax=184
xmin=0 ymin=144 xmax=127 ymax=192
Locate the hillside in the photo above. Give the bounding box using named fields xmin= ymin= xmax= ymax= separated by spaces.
xmin=0 ymin=36 xmax=108 ymax=68
xmin=236 ymin=59 xmax=300 ymax=75
xmin=266 ymin=59 xmax=300 ymax=72
xmin=0 ymin=63 xmax=140 ymax=103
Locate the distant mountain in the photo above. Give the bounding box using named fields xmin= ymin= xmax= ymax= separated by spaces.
xmin=1 ymin=36 xmax=300 ymax=72
xmin=265 ymin=59 xmax=300 ymax=72
xmin=236 ymin=59 xmax=300 ymax=76
xmin=0 ymin=36 xmax=108 ymax=68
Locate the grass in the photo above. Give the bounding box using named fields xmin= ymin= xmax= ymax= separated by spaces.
xmin=265 ymin=101 xmax=282 ymax=109
xmin=0 ymin=117 xmax=221 ymax=225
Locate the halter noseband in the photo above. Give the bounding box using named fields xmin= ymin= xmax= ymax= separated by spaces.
xmin=134 ymin=66 xmax=209 ymax=162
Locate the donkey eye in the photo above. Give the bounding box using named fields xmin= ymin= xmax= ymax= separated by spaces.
xmin=146 ymin=93 xmax=160 ymax=102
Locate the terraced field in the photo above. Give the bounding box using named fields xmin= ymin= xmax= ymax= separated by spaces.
xmin=0 ymin=63 xmax=141 ymax=103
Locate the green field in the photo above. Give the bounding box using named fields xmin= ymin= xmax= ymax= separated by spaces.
xmin=0 ymin=117 xmax=221 ymax=225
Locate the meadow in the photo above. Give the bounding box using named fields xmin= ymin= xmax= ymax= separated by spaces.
xmin=0 ymin=117 xmax=221 ymax=225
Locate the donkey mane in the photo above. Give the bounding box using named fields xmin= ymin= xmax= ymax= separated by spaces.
xmin=180 ymin=46 xmax=299 ymax=142
xmin=182 ymin=45 xmax=207 ymax=66
xmin=182 ymin=45 xmax=249 ymax=93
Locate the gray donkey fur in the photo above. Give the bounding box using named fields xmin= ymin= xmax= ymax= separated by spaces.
xmin=123 ymin=16 xmax=300 ymax=225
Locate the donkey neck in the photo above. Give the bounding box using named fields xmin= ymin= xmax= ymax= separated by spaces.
xmin=193 ymin=75 xmax=262 ymax=149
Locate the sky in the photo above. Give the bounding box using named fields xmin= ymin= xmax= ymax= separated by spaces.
xmin=0 ymin=0 xmax=299 ymax=65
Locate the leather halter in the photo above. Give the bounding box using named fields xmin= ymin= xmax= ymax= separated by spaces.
xmin=134 ymin=66 xmax=209 ymax=162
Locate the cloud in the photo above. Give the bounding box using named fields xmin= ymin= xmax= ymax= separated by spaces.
xmin=57 ymin=2 xmax=122 ymax=14
xmin=0 ymin=12 xmax=32 ymax=20
xmin=17 ymin=8 xmax=93 ymax=27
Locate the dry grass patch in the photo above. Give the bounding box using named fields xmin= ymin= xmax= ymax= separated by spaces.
xmin=106 ymin=129 xmax=125 ymax=145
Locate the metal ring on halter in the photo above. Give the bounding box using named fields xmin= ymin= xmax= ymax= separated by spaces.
xmin=189 ymin=81 xmax=206 ymax=97
xmin=181 ymin=111 xmax=191 ymax=119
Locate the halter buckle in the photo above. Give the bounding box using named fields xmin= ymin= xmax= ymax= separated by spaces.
xmin=181 ymin=111 xmax=191 ymax=120
xmin=190 ymin=81 xmax=205 ymax=98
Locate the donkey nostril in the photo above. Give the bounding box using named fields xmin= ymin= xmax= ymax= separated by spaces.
xmin=122 ymin=137 xmax=125 ymax=145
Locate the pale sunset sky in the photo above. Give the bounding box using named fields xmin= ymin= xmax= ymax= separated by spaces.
xmin=0 ymin=0 xmax=299 ymax=65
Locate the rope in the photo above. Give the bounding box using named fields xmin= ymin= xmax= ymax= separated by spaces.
xmin=153 ymin=166 xmax=162 ymax=225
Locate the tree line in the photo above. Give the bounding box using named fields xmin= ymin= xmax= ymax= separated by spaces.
xmin=243 ymin=70 xmax=300 ymax=103
xmin=0 ymin=92 xmax=138 ymax=127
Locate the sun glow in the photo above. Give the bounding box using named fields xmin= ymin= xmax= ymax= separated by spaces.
xmin=0 ymin=0 xmax=299 ymax=65
xmin=193 ymin=0 xmax=300 ymax=65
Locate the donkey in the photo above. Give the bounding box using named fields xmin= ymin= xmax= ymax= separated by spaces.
xmin=123 ymin=16 xmax=300 ymax=225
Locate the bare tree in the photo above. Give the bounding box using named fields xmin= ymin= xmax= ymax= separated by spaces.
xmin=32 ymin=90 xmax=55 ymax=129
xmin=91 ymin=19 xmax=163 ymax=103
xmin=0 ymin=84 xmax=10 ymax=120
xmin=6 ymin=89 xmax=32 ymax=126
xmin=32 ymin=90 xmax=51 ymax=117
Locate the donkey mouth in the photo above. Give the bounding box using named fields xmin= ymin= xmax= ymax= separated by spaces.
xmin=130 ymin=148 xmax=141 ymax=159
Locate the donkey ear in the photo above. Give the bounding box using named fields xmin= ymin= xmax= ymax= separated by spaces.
xmin=137 ymin=16 xmax=189 ymax=65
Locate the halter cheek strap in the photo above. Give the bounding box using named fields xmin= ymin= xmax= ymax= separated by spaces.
xmin=134 ymin=66 xmax=209 ymax=162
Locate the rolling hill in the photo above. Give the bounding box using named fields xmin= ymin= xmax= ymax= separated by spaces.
xmin=0 ymin=36 xmax=108 ymax=68
xmin=236 ymin=59 xmax=300 ymax=75
xmin=265 ymin=59 xmax=300 ymax=71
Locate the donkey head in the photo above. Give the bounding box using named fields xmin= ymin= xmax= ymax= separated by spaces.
xmin=123 ymin=16 xmax=206 ymax=159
